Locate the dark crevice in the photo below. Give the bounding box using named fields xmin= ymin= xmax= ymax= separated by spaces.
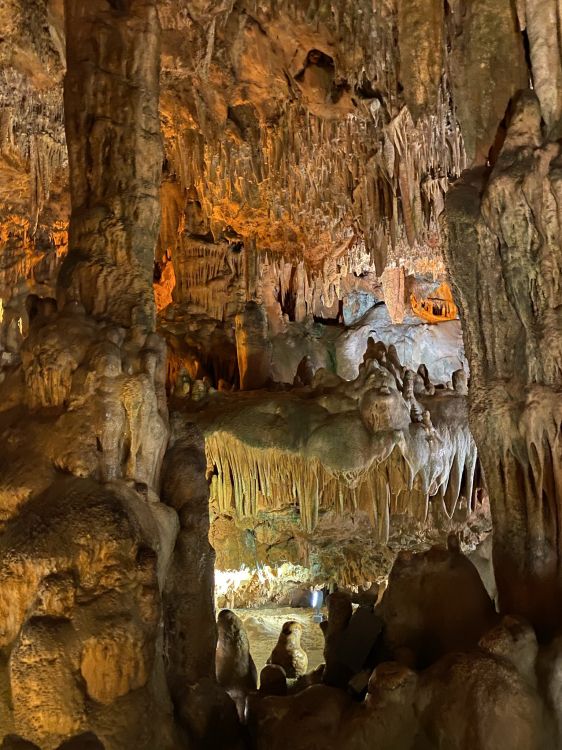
xmin=313 ymin=300 xmax=344 ymax=326
xmin=153 ymin=260 xmax=162 ymax=282
xmin=521 ymin=28 xmax=534 ymax=88
xmin=486 ymin=99 xmax=512 ymax=167
xmin=107 ymin=0 xmax=129 ymax=12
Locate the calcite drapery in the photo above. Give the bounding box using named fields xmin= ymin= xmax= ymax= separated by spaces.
xmin=200 ymin=340 xmax=479 ymax=540
xmin=58 ymin=0 xmax=162 ymax=329
xmin=445 ymin=91 xmax=562 ymax=634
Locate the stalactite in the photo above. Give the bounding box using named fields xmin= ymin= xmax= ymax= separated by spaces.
xmin=160 ymin=0 xmax=465 ymax=277
xmin=0 ymin=69 xmax=66 ymax=232
xmin=381 ymin=266 xmax=406 ymax=323
xmin=204 ymin=413 xmax=477 ymax=536
xmin=172 ymin=239 xmax=243 ymax=320
xmin=29 ymin=134 xmax=66 ymax=233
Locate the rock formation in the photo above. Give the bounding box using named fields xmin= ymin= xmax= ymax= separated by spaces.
xmin=59 ymin=0 xmax=162 ymax=329
xmin=267 ymin=621 xmax=308 ymax=679
xmin=446 ymin=91 xmax=562 ymax=635
xmin=1 ymin=0 xmax=562 ymax=748
xmin=216 ymin=609 xmax=258 ymax=718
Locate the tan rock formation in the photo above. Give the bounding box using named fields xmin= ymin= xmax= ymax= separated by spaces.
xmin=235 ymin=301 xmax=271 ymax=390
xmin=161 ymin=417 xmax=218 ymax=736
xmin=267 ymin=621 xmax=308 ymax=680
xmin=2 ymin=1 xmax=562 ymax=748
xmin=0 ymin=478 xmax=178 ymax=749
xmin=378 ymin=537 xmax=497 ymax=668
xmin=446 ymin=91 xmax=562 ymax=635
xmin=216 ymin=609 xmax=258 ymax=718
xmin=58 ymin=0 xmax=162 ymax=329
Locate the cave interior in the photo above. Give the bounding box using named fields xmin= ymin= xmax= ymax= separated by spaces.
xmin=0 ymin=1 xmax=561 ymax=749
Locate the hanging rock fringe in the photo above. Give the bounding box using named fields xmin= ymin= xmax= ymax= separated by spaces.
xmin=205 ymin=422 xmax=478 ymax=542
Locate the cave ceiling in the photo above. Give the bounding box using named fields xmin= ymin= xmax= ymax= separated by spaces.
xmin=0 ymin=0 xmax=531 ymax=321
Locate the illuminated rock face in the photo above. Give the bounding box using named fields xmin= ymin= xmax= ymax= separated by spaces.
xmin=57 ymin=1 xmax=162 ymax=329
xmin=189 ymin=336 xmax=490 ymax=603
xmin=0 ymin=0 xmax=526 ymax=338
xmin=1 ymin=1 xmax=562 ymax=749
xmin=0 ymin=2 xmax=214 ymax=747
xmin=410 ymin=282 xmax=458 ymax=324
xmin=235 ymin=302 xmax=271 ymax=391
xmin=446 ymin=91 xmax=562 ymax=635
xmin=201 ymin=338 xmax=479 ymax=539
xmin=0 ymin=478 xmax=178 ymax=749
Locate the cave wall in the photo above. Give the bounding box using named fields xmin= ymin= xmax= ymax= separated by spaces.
xmin=445 ymin=91 xmax=562 ymax=634
xmin=0 ymin=2 xmax=215 ymax=747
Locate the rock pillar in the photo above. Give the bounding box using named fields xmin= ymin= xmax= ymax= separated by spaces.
xmin=59 ymin=0 xmax=162 ymax=329
xmin=445 ymin=92 xmax=562 ymax=635
xmin=235 ymin=301 xmax=271 ymax=390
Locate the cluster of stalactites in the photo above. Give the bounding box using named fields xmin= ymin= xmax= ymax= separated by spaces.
xmin=165 ymin=231 xmax=451 ymax=330
xmin=205 ymin=426 xmax=477 ymax=539
xmin=0 ymin=216 xmax=68 ymax=293
xmin=166 ymin=103 xmax=463 ymax=273
xmin=163 ymin=227 xmax=377 ymax=324
xmin=258 ymin=248 xmax=379 ymax=327
xmin=205 ymin=338 xmax=477 ymax=536
xmin=162 ymin=0 xmax=465 ymax=273
xmin=172 ymin=238 xmax=245 ymax=320
xmin=0 ymin=69 xmax=66 ymax=231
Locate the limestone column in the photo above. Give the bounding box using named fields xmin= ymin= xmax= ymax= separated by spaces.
xmin=161 ymin=421 xmax=217 ymax=717
xmin=59 ymin=0 xmax=162 ymax=329
xmin=445 ymin=92 xmax=562 ymax=635
xmin=235 ymin=301 xmax=271 ymax=390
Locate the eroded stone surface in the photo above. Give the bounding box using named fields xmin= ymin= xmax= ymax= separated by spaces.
xmin=2 ymin=0 xmax=562 ymax=748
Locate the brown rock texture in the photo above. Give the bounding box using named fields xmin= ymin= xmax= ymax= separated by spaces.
xmin=378 ymin=538 xmax=497 ymax=668
xmin=161 ymin=417 xmax=219 ymax=738
xmin=445 ymin=91 xmax=562 ymax=634
xmin=58 ymin=0 xmax=162 ymax=329
xmin=448 ymin=0 xmax=528 ymax=165
xmin=3 ymin=0 xmax=562 ymax=748
xmin=0 ymin=2 xmax=195 ymax=747
xmin=0 ymin=477 xmax=178 ymax=749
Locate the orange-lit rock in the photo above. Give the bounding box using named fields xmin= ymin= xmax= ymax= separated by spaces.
xmin=2 ymin=1 xmax=562 ymax=749
xmin=411 ymin=282 xmax=459 ymax=324
xmin=154 ymin=254 xmax=176 ymax=312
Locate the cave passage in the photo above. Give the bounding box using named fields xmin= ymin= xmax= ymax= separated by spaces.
xmin=0 ymin=1 xmax=561 ymax=749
